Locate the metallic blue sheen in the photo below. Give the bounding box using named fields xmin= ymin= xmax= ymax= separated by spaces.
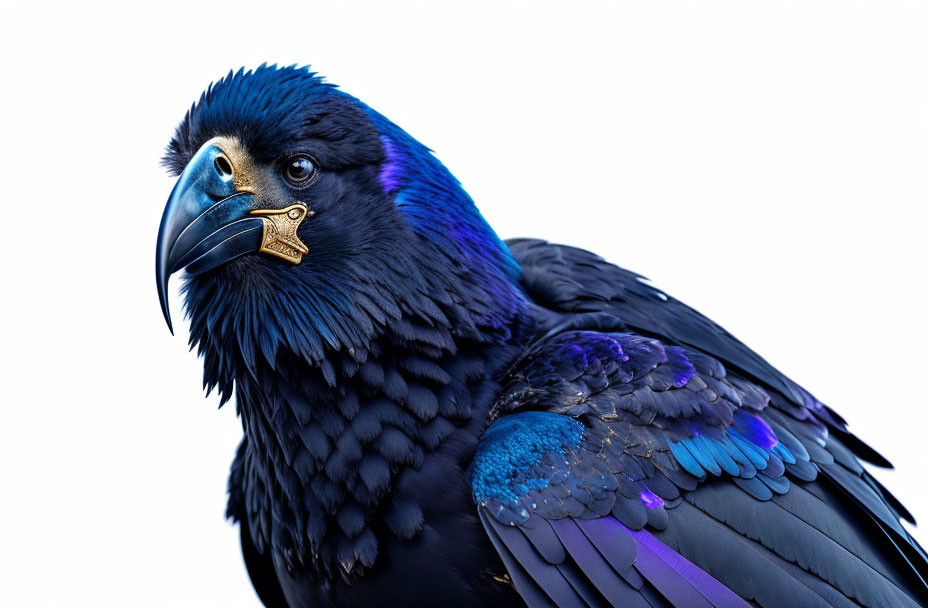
xmin=668 ymin=415 xmax=795 ymax=479
xmin=471 ymin=412 xmax=584 ymax=503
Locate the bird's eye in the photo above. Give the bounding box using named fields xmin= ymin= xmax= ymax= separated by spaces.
xmin=282 ymin=155 xmax=316 ymax=187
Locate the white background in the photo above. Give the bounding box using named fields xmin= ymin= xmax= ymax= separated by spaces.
xmin=1 ymin=1 xmax=926 ymax=606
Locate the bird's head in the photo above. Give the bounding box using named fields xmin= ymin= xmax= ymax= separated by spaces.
xmin=157 ymin=65 xmax=525 ymax=398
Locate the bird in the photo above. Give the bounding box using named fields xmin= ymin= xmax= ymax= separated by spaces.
xmin=155 ymin=65 xmax=927 ymax=608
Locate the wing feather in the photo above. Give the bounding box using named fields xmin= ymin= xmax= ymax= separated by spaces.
xmin=471 ymin=240 xmax=926 ymax=607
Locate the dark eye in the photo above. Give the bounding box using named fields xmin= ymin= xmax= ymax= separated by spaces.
xmin=283 ymin=155 xmax=316 ymax=187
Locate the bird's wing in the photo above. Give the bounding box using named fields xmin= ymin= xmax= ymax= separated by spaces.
xmin=471 ymin=241 xmax=927 ymax=607
xmin=508 ymin=238 xmax=853 ymax=433
xmin=228 ymin=440 xmax=290 ymax=608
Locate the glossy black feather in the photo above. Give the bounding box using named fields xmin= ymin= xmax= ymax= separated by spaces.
xmin=228 ymin=442 xmax=289 ymax=607
xmin=470 ymin=240 xmax=927 ymax=608
xmin=164 ymin=68 xmax=924 ymax=608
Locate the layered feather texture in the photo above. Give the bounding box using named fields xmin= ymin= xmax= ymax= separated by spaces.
xmin=163 ymin=66 xmax=925 ymax=607
xmin=472 ymin=240 xmax=927 ymax=607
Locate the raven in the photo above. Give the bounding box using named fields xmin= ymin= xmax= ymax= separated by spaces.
xmin=156 ymin=65 xmax=927 ymax=607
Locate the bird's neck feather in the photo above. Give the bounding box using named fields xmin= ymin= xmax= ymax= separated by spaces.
xmin=182 ymin=231 xmax=530 ymax=577
xmin=227 ymin=302 xmax=524 ymax=578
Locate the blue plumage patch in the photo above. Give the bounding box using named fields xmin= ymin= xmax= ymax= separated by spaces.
xmin=471 ymin=411 xmax=584 ymax=504
xmin=481 ymin=327 xmax=824 ymax=528
xmin=667 ymin=410 xmax=796 ymax=482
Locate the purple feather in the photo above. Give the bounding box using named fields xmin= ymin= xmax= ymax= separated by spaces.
xmin=639 ymin=487 xmax=665 ymax=510
xmin=733 ymin=411 xmax=779 ymax=451
xmin=623 ymin=523 xmax=749 ymax=607
xmin=378 ymin=136 xmax=404 ymax=193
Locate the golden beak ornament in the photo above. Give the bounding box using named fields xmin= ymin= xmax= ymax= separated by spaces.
xmin=250 ymin=203 xmax=312 ymax=265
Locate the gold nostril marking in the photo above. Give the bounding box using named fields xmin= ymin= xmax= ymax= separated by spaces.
xmin=249 ymin=203 xmax=310 ymax=264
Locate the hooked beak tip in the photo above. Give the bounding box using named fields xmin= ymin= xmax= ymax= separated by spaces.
xmin=163 ymin=307 xmax=175 ymax=336
xmin=157 ymin=269 xmax=175 ymax=335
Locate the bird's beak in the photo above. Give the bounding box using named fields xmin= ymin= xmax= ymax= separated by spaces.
xmin=155 ymin=137 xmax=309 ymax=333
